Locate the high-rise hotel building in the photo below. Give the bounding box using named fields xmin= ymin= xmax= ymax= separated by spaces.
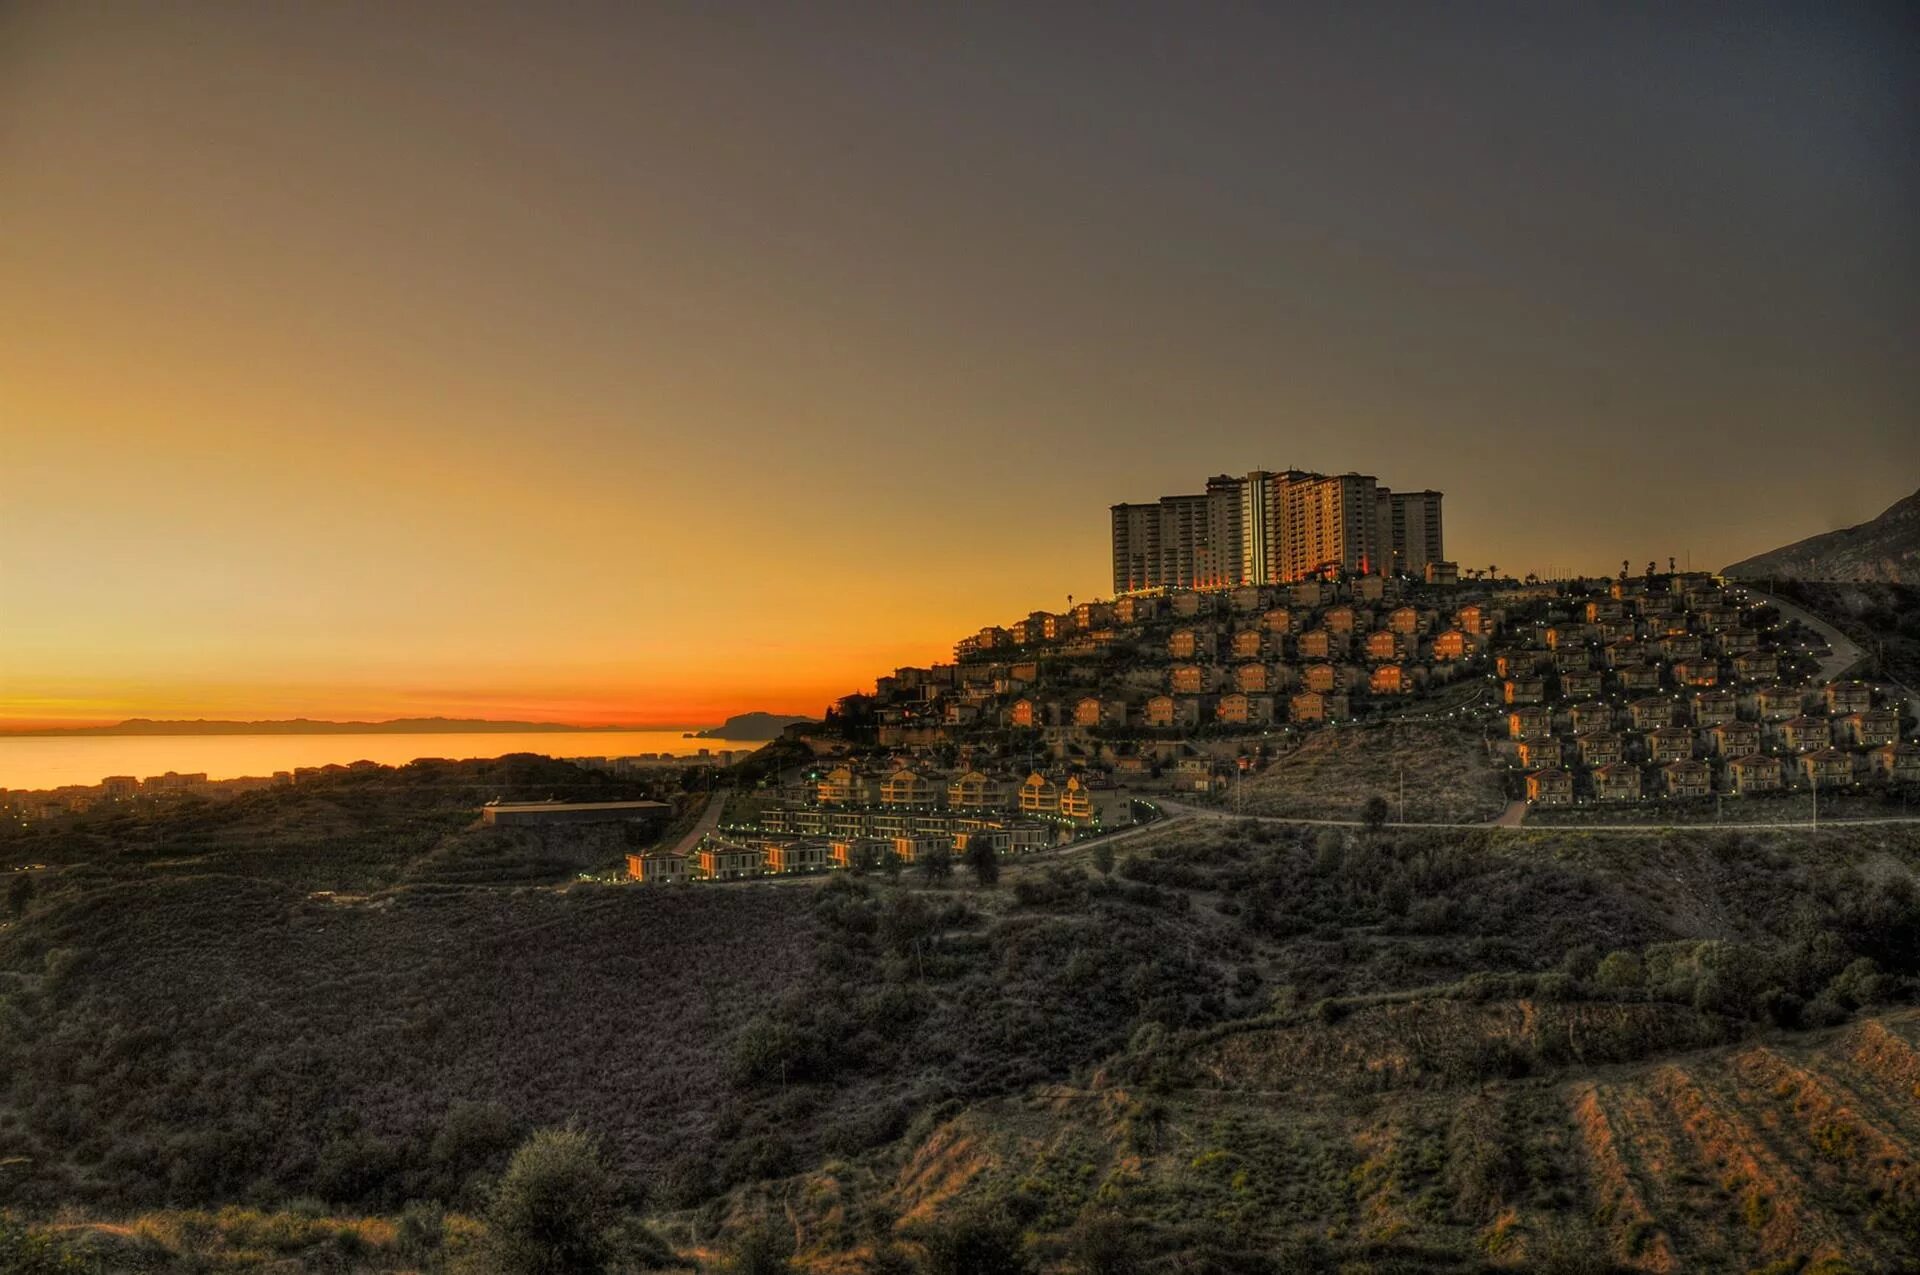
xmin=1112 ymin=469 xmax=1442 ymax=593
xmin=1109 ymin=475 xmax=1245 ymax=593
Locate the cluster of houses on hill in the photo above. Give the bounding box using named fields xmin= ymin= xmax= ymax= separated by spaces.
xmin=856 ymin=575 xmax=1497 ymax=759
xmin=787 ymin=567 xmax=1916 ymax=829
xmin=626 ymin=761 xmax=1136 ymax=883
xmin=1487 ymin=575 xmax=1918 ymax=805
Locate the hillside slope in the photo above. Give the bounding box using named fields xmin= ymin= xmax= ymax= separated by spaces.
xmin=1724 ymin=487 xmax=1920 ymax=583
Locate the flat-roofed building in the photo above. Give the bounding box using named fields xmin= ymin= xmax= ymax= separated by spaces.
xmin=697 ymin=841 xmax=763 ymax=881
xmin=891 ymin=835 xmax=949 ymax=864
xmin=1376 ymin=487 xmax=1445 ymax=576
xmin=765 ymin=840 xmax=830 ymax=874
xmin=627 ymin=850 xmax=690 ymax=883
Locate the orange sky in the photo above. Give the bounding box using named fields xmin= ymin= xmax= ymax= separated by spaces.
xmin=2 ymin=4 xmax=1914 ymax=729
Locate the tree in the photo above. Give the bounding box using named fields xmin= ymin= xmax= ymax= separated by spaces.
xmin=964 ymin=838 xmax=1000 ymax=887
xmin=6 ymin=873 xmax=32 ymax=919
xmin=919 ymin=848 xmax=953 ymax=883
xmin=481 ymin=1127 xmax=620 ymax=1274
xmin=1361 ymin=795 xmax=1390 ymax=834
xmin=1091 ymin=842 xmax=1116 ymax=877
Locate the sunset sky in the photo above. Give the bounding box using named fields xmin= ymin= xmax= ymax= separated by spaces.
xmin=2 ymin=2 xmax=1915 ymax=728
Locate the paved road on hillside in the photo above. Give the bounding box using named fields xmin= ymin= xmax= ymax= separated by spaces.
xmin=1745 ymin=586 xmax=1866 ymax=683
xmin=668 ymin=792 xmax=725 ymax=858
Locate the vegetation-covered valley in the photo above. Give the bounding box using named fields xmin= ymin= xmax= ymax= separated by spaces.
xmin=5 ymin=759 xmax=1920 ymax=1271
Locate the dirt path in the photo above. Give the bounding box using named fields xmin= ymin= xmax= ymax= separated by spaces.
xmin=1491 ymin=800 xmax=1528 ymax=827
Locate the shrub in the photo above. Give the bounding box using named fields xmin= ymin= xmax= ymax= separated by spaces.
xmin=1069 ymin=1211 xmax=1143 ymax=1274
xmin=918 ymin=1211 xmax=1034 ymax=1275
xmin=725 ymin=1221 xmax=796 ymax=1275
xmin=1828 ymin=958 xmax=1888 ymax=1008
xmin=0 ymin=1214 xmax=89 ymax=1274
xmin=396 ymin=1201 xmax=446 ymax=1261
xmin=480 ymin=1127 xmax=620 ymax=1274
xmin=1594 ymin=950 xmax=1644 ymax=990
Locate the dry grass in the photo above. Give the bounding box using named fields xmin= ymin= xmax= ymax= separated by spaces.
xmin=1239 ymin=721 xmax=1506 ymax=823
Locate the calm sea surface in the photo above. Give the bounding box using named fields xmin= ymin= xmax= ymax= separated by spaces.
xmin=0 ymin=731 xmax=770 ymax=791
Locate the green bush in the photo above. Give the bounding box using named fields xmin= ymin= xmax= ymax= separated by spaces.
xmin=480 ymin=1127 xmax=620 ymax=1274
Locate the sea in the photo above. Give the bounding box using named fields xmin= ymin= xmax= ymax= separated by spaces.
xmin=0 ymin=730 xmax=771 ymax=792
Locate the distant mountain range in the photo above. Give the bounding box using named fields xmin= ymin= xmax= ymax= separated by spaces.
xmin=1724 ymin=486 xmax=1920 ymax=584
xmin=688 ymin=712 xmax=817 ymax=740
xmin=3 ymin=713 xmax=820 ymax=739
xmin=0 ymin=717 xmax=628 ymax=738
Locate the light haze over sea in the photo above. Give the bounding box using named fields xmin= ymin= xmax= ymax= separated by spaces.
xmin=0 ymin=731 xmax=769 ymax=791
